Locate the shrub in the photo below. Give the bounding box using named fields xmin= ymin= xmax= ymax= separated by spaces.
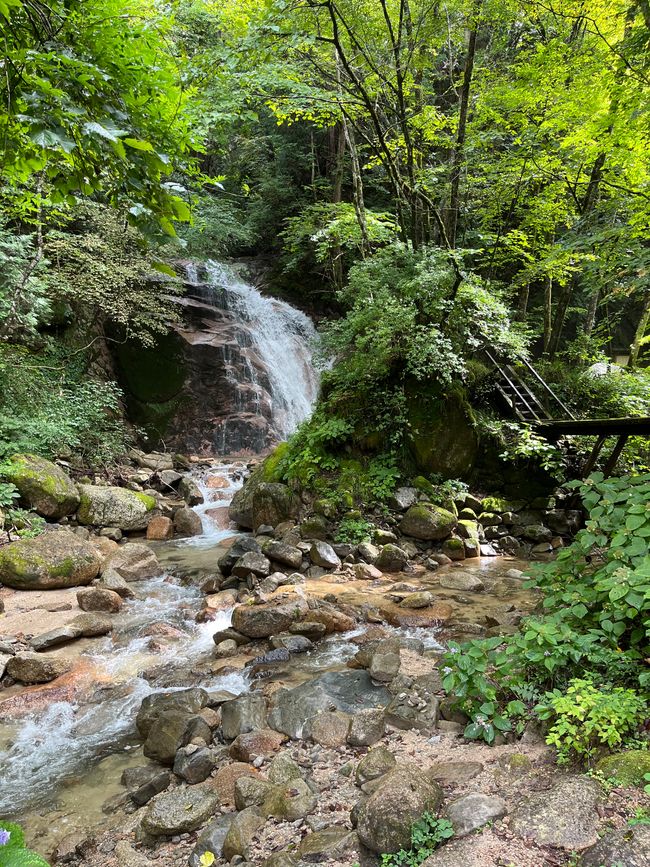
xmin=380 ymin=814 xmax=454 ymax=867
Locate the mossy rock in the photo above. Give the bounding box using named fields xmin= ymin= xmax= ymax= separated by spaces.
xmin=300 ymin=514 xmax=330 ymax=540
xmin=229 ymin=447 xmax=292 ymax=529
xmin=5 ymin=454 xmax=79 ymax=519
xmin=399 ymin=503 xmax=456 ymax=540
xmin=596 ymin=750 xmax=650 ymax=786
xmin=77 ymin=484 xmax=156 ymax=531
xmin=457 ymin=519 xmax=479 ymax=542
xmin=260 ymin=442 xmax=291 ymax=482
xmin=252 ymin=483 xmax=301 ymax=531
xmin=0 ymin=530 xmax=101 ymax=589
xmin=481 ymin=496 xmax=512 ymax=514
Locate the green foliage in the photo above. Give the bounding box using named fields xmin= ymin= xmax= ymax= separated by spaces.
xmin=380 ymin=814 xmax=454 ymax=866
xmin=644 ymin=773 xmax=650 ymax=795
xmin=335 ymin=515 xmax=374 ymax=544
xmin=441 ymin=473 xmax=650 ymax=760
xmin=476 ymin=418 xmax=567 ymax=482
xmin=536 ymin=679 xmax=648 ymax=765
xmin=0 ymin=820 xmax=49 ymax=867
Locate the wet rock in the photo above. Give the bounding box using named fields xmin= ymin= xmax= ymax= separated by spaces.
xmin=355 ymin=746 xmax=397 ymax=787
xmin=178 ymin=477 xmax=204 ymax=506
xmin=218 ymin=537 xmax=261 ymax=575
xmin=289 ymin=621 xmax=327 ymax=640
xmin=389 ymin=487 xmax=419 ymax=511
xmin=143 ymin=711 xmax=212 ymax=765
xmin=77 ymin=484 xmax=156 ymax=530
xmin=101 ymin=543 xmax=159 ymax=582
xmin=356 ymin=765 xmax=444 ymax=854
xmin=0 ymin=531 xmax=101 ymax=590
xmin=309 ymin=540 xmax=341 ymax=570
xmin=441 ymin=538 xmax=465 ymax=560
xmin=444 ymin=793 xmax=507 ymax=836
xmin=357 ymin=542 xmax=380 ymax=563
xmin=136 ymin=688 xmax=209 ymax=737
xmin=595 ymin=750 xmax=650 ymax=785
xmin=7 ymin=651 xmax=70 ymax=683
xmin=298 ymin=828 xmax=360 ymax=861
xmin=375 ymin=544 xmax=409 ymax=573
xmin=212 ymin=762 xmax=260 ymax=806
xmin=113 ymin=841 xmax=153 ymax=866
xmin=173 ymin=745 xmax=216 ymax=784
xmin=234 ymin=776 xmax=275 ymax=810
xmin=222 ymin=806 xmax=265 ymax=860
xmin=426 ymin=761 xmax=483 ymax=786
xmin=189 ymin=815 xmax=233 ymax=867
xmin=173 ymin=506 xmax=203 ymax=537
xmin=70 ymin=612 xmax=113 ymax=636
xmin=369 ymin=651 xmax=400 ymax=683
xmin=399 ymin=590 xmax=435 ymax=609
xmin=0 ymin=654 xmax=10 ymax=678
xmin=141 ymin=787 xmax=219 ymax=836
xmin=263 ymin=540 xmax=303 ymax=569
xmin=252 ymin=483 xmax=301 ymax=531
xmin=122 ymin=766 xmax=171 ymax=807
xmin=97 ymin=570 xmax=135 ymax=598
xmin=307 ymin=710 xmax=352 ymax=747
xmin=146 ymin=516 xmax=174 ymax=540
xmin=509 ymin=776 xmax=600 ymax=850
xmin=213 ymin=627 xmax=249 ymax=646
xmin=30 ymin=624 xmax=82 ymax=651
xmin=271 ymin=633 xmax=313 ymax=654
xmin=522 ymin=523 xmax=552 ymax=542
xmin=77 ymin=586 xmax=123 ymax=613
xmin=304 ymin=602 xmax=356 ymax=633
xmin=214 ymin=638 xmax=238 ymax=658
xmin=399 ymin=504 xmax=456 ymax=541
xmin=261 ymin=777 xmax=318 ymax=819
xmin=232 ymin=551 xmax=271 ymax=578
xmin=580 ymin=825 xmax=650 ymax=867
xmin=221 ymin=693 xmax=267 ymax=740
xmin=230 ymin=729 xmax=287 ymax=762
xmin=352 ymin=562 xmax=383 ymax=580
xmin=232 ymin=596 xmax=309 ymax=638
xmin=546 ymin=509 xmax=581 ymax=535
xmin=5 ymin=453 xmax=79 ymax=518
xmin=347 ymin=707 xmax=386 ymax=746
xmin=439 ymin=572 xmax=484 ymax=592
xmin=268 ymin=670 xmax=391 ymax=740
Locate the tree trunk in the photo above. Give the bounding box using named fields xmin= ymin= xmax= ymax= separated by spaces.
xmin=543 ymin=276 xmax=553 ymax=354
xmin=629 ymin=292 xmax=650 ymax=368
xmin=547 ymin=281 xmax=572 ymax=358
xmin=330 ymin=122 xmax=346 ymax=204
xmin=584 ymin=287 xmax=600 ymax=336
xmin=516 ymin=283 xmax=530 ymax=321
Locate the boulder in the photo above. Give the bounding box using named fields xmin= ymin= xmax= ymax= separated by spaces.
xmin=261 ymin=777 xmax=318 ymax=820
xmin=443 ymin=793 xmax=507 ymax=836
xmin=369 ymin=651 xmax=400 ymax=683
xmin=0 ymin=531 xmax=101 ymax=590
xmin=375 ymin=544 xmax=408 ymax=573
xmin=7 ymin=651 xmax=71 ymax=683
xmin=218 ymin=537 xmax=261 ymax=576
xmin=70 ymin=612 xmax=113 ymax=636
xmin=173 ymin=745 xmax=216 ymax=784
xmin=178 ymin=477 xmax=204 ymax=506
xmin=77 ymin=484 xmax=156 ymax=530
xmin=76 ymin=586 xmax=123 ymax=613
xmin=231 ymin=551 xmax=270 ymax=579
xmin=309 ymin=540 xmax=341 ymax=570
xmin=122 ymin=766 xmax=171 ymax=807
xmin=355 ymin=746 xmax=397 ymax=787
xmin=5 ymin=454 xmax=79 ymax=518
xmin=214 ymin=639 xmax=238 ymax=659
xmin=141 ymin=788 xmax=219 ymax=836
xmin=263 ymin=540 xmax=303 ymax=570
xmin=441 ymin=538 xmax=465 ymax=561
xmin=399 ymin=590 xmax=435 ymax=609
xmin=388 ymin=487 xmax=419 ymax=511
xmin=267 ymin=753 xmax=303 ymax=784
xmin=546 ymin=509 xmax=581 ymax=535
xmin=222 ymin=807 xmax=264 ymax=860
xmin=299 ymin=514 xmax=330 ymax=540
xmin=399 ymin=504 xmax=456 ymax=541
xmin=143 ymin=711 xmax=212 ymax=765
xmin=356 ymin=765 xmax=444 ymax=854
xmin=136 ymin=688 xmax=209 ymax=738
xmin=347 ymin=708 xmax=386 ymax=747
xmin=234 ymin=776 xmax=275 ymax=810
xmin=173 ymin=506 xmax=203 ymax=537
xmin=297 ymin=829 xmax=360 ymax=862
xmin=230 ymin=729 xmax=287 ymax=762
xmin=146 ymin=516 xmax=174 ymax=541
xmin=580 ymin=825 xmax=650 ymax=867
xmin=231 ymin=596 xmax=309 ymax=639
xmin=189 ymin=815 xmax=233 ymax=867
xmin=509 ymin=776 xmax=600 ymax=850
xmin=30 ymin=625 xmax=82 ymax=651
xmin=307 ymin=711 xmax=352 ymax=747
xmin=252 ymin=483 xmax=301 ymax=530
xmin=357 ymin=542 xmax=380 ymax=563
xmin=212 ymin=762 xmax=260 ymax=806
xmin=595 ymin=750 xmax=650 ymax=786
xmin=522 ymin=523 xmax=552 ymax=542
xmin=221 ymin=693 xmax=267 ymax=740
xmin=439 ymin=572 xmax=484 ymax=592
xmin=101 ymin=543 xmax=159 ymax=582
xmin=426 ymin=762 xmax=483 ymax=786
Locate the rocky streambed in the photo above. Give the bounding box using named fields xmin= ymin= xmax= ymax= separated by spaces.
xmin=0 ymin=459 xmax=648 ymax=867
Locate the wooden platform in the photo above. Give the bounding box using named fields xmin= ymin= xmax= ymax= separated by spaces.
xmin=535 ymin=416 xmax=650 ymax=437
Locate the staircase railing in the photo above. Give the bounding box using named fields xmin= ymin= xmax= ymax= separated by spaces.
xmin=484 ymin=349 xmax=575 ymax=423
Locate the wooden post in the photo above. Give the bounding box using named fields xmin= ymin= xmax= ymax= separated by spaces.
xmin=603 ymin=434 xmax=629 ymax=476
xmin=582 ymin=434 xmax=608 ymax=478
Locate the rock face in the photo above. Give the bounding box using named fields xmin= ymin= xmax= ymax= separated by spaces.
xmin=0 ymin=531 xmax=101 ymax=590
xmin=509 ymin=776 xmax=600 ymax=850
xmin=77 ymin=484 xmax=156 ymax=530
xmin=5 ymin=454 xmax=79 ymax=518
xmin=399 ymin=504 xmax=456 ymax=540
xmin=356 ymin=765 xmax=444 ymax=854
xmin=141 ymin=788 xmax=219 ymax=836
xmin=7 ymin=651 xmax=71 ymax=683
xmin=231 ymin=597 xmax=309 ymax=639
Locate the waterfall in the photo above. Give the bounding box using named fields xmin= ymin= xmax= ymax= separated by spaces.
xmin=179 ymin=261 xmax=319 ymax=454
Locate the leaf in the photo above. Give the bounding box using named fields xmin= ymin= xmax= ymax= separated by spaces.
xmin=123 ymin=137 xmax=155 ymax=152
xmin=83 ymin=121 xmax=126 ymax=142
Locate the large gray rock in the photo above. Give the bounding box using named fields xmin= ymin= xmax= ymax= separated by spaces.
xmin=261 ymin=777 xmax=318 ymax=820
xmin=221 ymin=693 xmax=267 ymax=740
xmin=101 ymin=543 xmax=159 ymax=582
xmin=375 ymin=544 xmax=408 ymax=573
xmin=509 ymin=776 xmax=600 ymax=850
xmin=347 ymin=708 xmax=386 ymax=746
xmin=30 ymin=624 xmax=83 ymax=651
xmin=232 ymin=551 xmax=270 ymax=579
xmin=5 ymin=453 xmax=79 ymax=518
xmin=7 ymin=651 xmax=71 ymax=683
xmin=136 ymin=688 xmax=209 ymax=738
xmin=222 ymin=807 xmax=265 ymax=860
xmin=268 ymin=670 xmax=391 ymax=740
xmin=173 ymin=745 xmax=216 ymax=784
xmin=439 ymin=572 xmax=484 ymax=592
xmin=143 ymin=711 xmax=212 ymax=765
xmin=122 ymin=766 xmax=171 ymax=807
xmin=178 ymin=477 xmax=204 ymax=506
xmin=77 ymin=484 xmax=157 ymax=530
xmin=218 ymin=537 xmax=261 ymax=575
xmin=355 ymin=746 xmax=397 ymax=787
xmin=141 ymin=788 xmax=218 ymax=836
xmin=231 ymin=596 xmax=309 ymax=639
xmin=0 ymin=531 xmax=101 ymax=590
xmin=309 ymin=540 xmax=341 ymax=570
xmin=399 ymin=504 xmax=456 ymax=540
xmin=388 ymin=487 xmax=419 ymax=511
xmin=356 ymin=765 xmax=444 ymax=854
xmin=580 ymin=825 xmax=650 ymax=867
xmin=263 ymin=540 xmax=303 ymax=570
xmin=189 ymin=816 xmax=234 ymax=867
xmin=443 ymin=793 xmax=507 ymax=837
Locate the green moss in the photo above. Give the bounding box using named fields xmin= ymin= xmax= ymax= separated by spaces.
xmin=443 ymin=538 xmax=464 ymax=550
xmin=412 ymin=476 xmax=436 ymax=498
xmin=50 ymin=556 xmax=76 ymax=578
xmin=481 ymin=496 xmax=512 ymax=513
xmin=596 ymin=751 xmax=650 ymax=786
xmin=133 ymin=491 xmax=156 ymax=511
xmin=261 ymin=442 xmax=291 ymax=483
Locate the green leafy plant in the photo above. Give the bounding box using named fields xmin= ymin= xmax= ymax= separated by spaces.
xmin=335 ymin=515 xmax=374 ymax=544
xmin=380 ymin=814 xmax=454 ymax=866
xmin=628 ymin=808 xmax=650 ymax=827
xmin=0 ymin=821 xmax=50 ymax=867
xmin=643 ymin=772 xmax=650 ymax=795
xmin=536 ymin=679 xmax=648 ymax=765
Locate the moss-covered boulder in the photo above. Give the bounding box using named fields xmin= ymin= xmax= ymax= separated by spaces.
xmin=229 ymin=448 xmax=288 ymax=529
xmin=77 ymin=484 xmax=157 ymax=530
xmin=406 ymin=386 xmax=479 ymax=480
xmin=399 ymin=504 xmax=456 ymax=541
xmin=0 ymin=530 xmax=101 ymax=589
xmin=5 ymin=454 xmax=79 ymax=519
xmin=595 ymin=750 xmax=650 ymax=786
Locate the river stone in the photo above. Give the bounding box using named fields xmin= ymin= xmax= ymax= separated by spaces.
xmin=375 ymin=544 xmax=408 ymax=573
xmin=356 ymin=764 xmax=444 ymax=854
xmin=580 ymin=824 xmax=650 ymax=867
xmin=309 ymin=540 xmax=341 ymax=570
xmin=101 ymin=543 xmax=159 ymax=582
xmin=214 ymin=638 xmax=238 ymax=658
xmin=289 ymin=620 xmax=327 ymax=640
xmin=509 ymin=776 xmax=600 ymax=850
xmin=347 ymin=708 xmax=386 ymax=746
xmin=399 ymin=504 xmax=456 ymax=541
xmin=70 ymin=612 xmax=113 ymax=636
xmin=141 ymin=787 xmax=219 ymax=836
xmin=221 ymin=692 xmax=267 ymax=740
xmin=173 ymin=745 xmax=215 ymax=784
xmin=30 ymin=624 xmax=82 ymax=651
xmin=178 ymin=477 xmax=203 ymax=506
xmin=268 ymin=670 xmax=391 ymax=740
xmin=357 ymin=542 xmax=380 ymax=564
xmin=113 ymin=841 xmax=153 ymax=867
xmin=297 ymin=828 xmax=360 ymax=861
xmin=189 ymin=815 xmax=234 ymax=867
xmin=355 ymin=746 xmax=397 ymax=787
xmin=231 ymin=596 xmax=309 ymax=638
xmin=222 ymin=807 xmax=265 ymax=860
xmin=77 ymin=484 xmax=156 ymax=530
xmin=146 ymin=515 xmax=174 ymax=540
xmin=261 ymin=777 xmax=318 ymax=820
xmin=173 ymin=506 xmax=203 ymax=537
xmin=270 ymin=633 xmax=313 ymax=654
xmin=232 ymin=551 xmax=271 ymax=578
xmin=122 ymin=766 xmax=171 ymax=806
xmin=5 ymin=453 xmax=79 ymax=518
xmin=369 ymin=651 xmax=400 ymax=682
xmin=444 ymin=793 xmax=507 ymax=836
xmin=143 ymin=711 xmax=212 ymax=765
xmin=234 ymin=776 xmax=275 ymax=810
xmin=77 ymin=586 xmax=123 ymax=613
xmin=307 ymin=710 xmax=351 ymax=747
xmin=420 ymin=836 xmax=486 ymax=866
xmin=0 ymin=531 xmax=101 ymax=590
xmin=388 ymin=487 xmax=419 ymax=511
xmin=263 ymin=540 xmax=303 ymax=569
xmin=251 ymin=482 xmax=301 ymax=530
xmin=595 ymin=749 xmax=650 ymax=785
xmin=441 ymin=538 xmax=466 ymax=560
xmin=136 ymin=688 xmax=209 ymax=738
xmin=439 ymin=572 xmax=484 ymax=592
xmin=399 ymin=590 xmax=435 ymax=609
xmin=522 ymin=523 xmax=552 ymax=542
xmin=267 ymin=753 xmax=303 ymax=784
xmin=230 ymin=729 xmax=287 ymax=762
xmin=299 ymin=514 xmax=330 ymax=540
xmin=426 ymin=761 xmax=483 ymax=786
xmin=7 ymin=651 xmax=71 ymax=683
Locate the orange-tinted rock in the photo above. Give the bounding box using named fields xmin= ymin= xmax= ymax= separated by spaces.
xmin=210 ymin=762 xmax=260 ymax=806
xmin=390 ymin=602 xmax=454 ymax=627
xmin=146 ymin=516 xmax=174 ymax=541
xmin=206 ymin=475 xmax=230 ymax=489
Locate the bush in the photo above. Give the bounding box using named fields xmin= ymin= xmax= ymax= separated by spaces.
xmin=380 ymin=814 xmax=454 ymax=866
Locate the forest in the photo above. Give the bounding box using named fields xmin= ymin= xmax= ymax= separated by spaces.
xmin=0 ymin=1 xmax=649 ymax=866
